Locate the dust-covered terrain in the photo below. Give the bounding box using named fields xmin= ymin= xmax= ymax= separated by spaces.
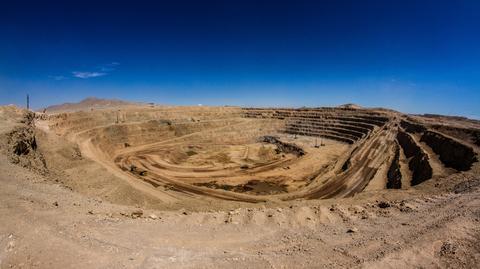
xmin=0 ymin=99 xmax=479 ymax=268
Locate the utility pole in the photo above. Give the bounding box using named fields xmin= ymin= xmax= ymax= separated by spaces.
xmin=26 ymin=94 xmax=30 ymax=110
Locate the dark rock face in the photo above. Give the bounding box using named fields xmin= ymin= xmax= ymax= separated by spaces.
xmin=13 ymin=139 xmax=30 ymax=155
xmin=341 ymin=157 xmax=350 ymax=172
xmin=420 ymin=131 xmax=477 ymax=171
xmin=260 ymin=136 xmax=305 ymax=157
xmin=386 ymin=143 xmax=402 ymax=189
xmin=397 ymin=131 xmax=432 ymax=186
xmin=475 ymin=133 xmax=480 ymax=147
xmin=5 ymin=112 xmax=47 ymax=174
xmin=400 ymin=120 xmax=426 ymax=134
xmin=13 ymin=132 xmax=37 ymax=155
xmin=409 ymin=153 xmax=432 ymax=186
xmin=431 ymin=125 xmax=480 ymax=147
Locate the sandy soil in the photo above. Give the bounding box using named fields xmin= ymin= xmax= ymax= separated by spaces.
xmin=1 ymin=151 xmax=479 ymax=268
xmin=0 ymin=102 xmax=479 ymax=268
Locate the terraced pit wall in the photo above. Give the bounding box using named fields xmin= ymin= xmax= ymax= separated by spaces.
xmin=47 ymin=107 xmax=247 ymax=156
xmin=243 ymin=108 xmax=389 ymax=144
xmin=397 ymin=131 xmax=432 ymax=186
xmin=42 ymin=105 xmax=479 ymax=203
xmin=400 ymin=119 xmax=427 ymax=134
xmin=430 ymin=125 xmax=480 ymax=147
xmin=420 ymin=131 xmax=477 ymax=171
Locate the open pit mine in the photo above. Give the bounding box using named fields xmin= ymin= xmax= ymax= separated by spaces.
xmin=38 ymin=104 xmax=478 ymax=203
xmin=1 ymin=100 xmax=479 ymax=268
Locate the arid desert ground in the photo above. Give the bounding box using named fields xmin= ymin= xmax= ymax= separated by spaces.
xmin=0 ymin=98 xmax=479 ymax=268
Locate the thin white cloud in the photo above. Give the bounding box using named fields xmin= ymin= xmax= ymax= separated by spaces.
xmin=72 ymin=71 xmax=107 ymax=79
xmin=64 ymin=62 xmax=120 ymax=79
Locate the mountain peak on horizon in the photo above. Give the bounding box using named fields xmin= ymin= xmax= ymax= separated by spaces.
xmin=43 ymin=97 xmax=141 ymax=113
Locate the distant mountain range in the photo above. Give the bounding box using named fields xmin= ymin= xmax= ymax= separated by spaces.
xmin=42 ymin=97 xmax=148 ymax=113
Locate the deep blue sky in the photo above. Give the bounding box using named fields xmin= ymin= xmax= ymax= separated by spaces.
xmin=1 ymin=1 xmax=479 ymax=118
